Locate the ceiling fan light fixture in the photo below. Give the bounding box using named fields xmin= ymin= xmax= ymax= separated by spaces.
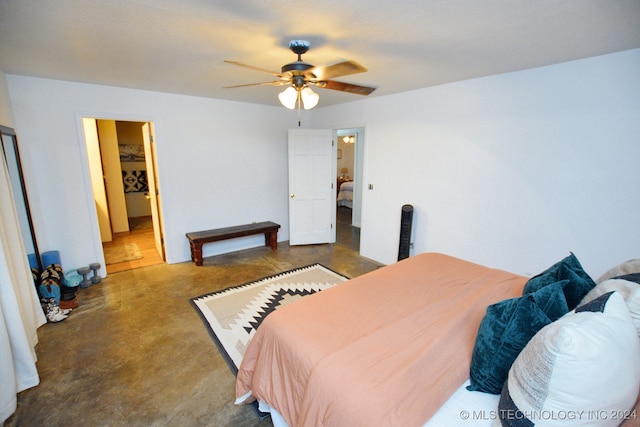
xmin=225 ymin=40 xmax=375 ymax=119
xmin=300 ymin=86 xmax=319 ymax=110
xmin=278 ymin=87 xmax=298 ymax=109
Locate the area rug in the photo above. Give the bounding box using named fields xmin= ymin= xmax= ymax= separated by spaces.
xmin=104 ymin=243 xmax=143 ymax=264
xmin=190 ymin=264 xmax=349 ymax=374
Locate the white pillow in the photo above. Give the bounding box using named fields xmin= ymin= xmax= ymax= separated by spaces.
xmin=598 ymin=259 xmax=640 ymax=283
xmin=580 ymin=278 xmax=640 ymax=339
xmin=495 ymin=291 xmax=640 ymax=427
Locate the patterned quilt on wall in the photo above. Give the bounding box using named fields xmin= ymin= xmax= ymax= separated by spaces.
xmin=122 ymin=170 xmax=148 ymax=193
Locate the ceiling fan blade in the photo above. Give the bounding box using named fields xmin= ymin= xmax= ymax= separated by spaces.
xmin=224 ymin=81 xmax=288 ymax=89
xmin=224 ymin=60 xmax=281 ymax=76
xmin=313 ymin=80 xmax=376 ymax=96
xmin=309 ymin=60 xmax=367 ymax=80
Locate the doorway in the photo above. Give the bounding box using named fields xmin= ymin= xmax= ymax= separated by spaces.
xmin=335 ymin=127 xmax=364 ymax=252
xmin=82 ymin=118 xmax=165 ymax=273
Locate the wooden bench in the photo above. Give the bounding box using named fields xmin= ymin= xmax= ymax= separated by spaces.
xmin=186 ymin=221 xmax=281 ymax=266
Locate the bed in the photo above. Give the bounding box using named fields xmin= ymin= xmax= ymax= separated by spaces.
xmin=235 ymin=252 xmax=640 ymax=427
xmin=337 ymin=180 xmax=353 ymax=208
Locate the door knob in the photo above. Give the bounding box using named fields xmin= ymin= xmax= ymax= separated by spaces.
xmin=290 ymin=194 xmax=295 ymax=199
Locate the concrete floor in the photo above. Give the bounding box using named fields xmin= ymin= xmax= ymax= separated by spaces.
xmin=6 ymin=239 xmax=382 ymax=426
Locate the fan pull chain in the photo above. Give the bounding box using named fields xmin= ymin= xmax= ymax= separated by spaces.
xmin=297 ymin=90 xmax=302 ymax=127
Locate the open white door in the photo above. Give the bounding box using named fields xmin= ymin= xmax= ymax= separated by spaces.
xmin=288 ymin=129 xmax=335 ymax=245
xmin=142 ymin=123 xmax=165 ymax=260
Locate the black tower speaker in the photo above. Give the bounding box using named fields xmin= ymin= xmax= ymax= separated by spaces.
xmin=398 ymin=204 xmax=414 ymax=261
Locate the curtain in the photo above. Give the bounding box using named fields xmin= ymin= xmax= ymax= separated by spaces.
xmin=0 ymin=145 xmax=46 ymax=423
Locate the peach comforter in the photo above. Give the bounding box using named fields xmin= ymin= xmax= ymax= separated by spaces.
xmin=235 ymin=253 xmax=527 ymax=426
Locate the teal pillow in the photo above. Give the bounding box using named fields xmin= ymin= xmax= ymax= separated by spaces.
xmin=523 ymin=253 xmax=596 ymax=310
xmin=467 ymin=280 xmax=569 ymax=394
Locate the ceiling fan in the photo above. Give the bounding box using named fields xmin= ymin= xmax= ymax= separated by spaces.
xmin=224 ymin=40 xmax=376 ymax=111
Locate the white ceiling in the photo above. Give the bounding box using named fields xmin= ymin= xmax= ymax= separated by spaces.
xmin=1 ymin=0 xmax=639 ymax=108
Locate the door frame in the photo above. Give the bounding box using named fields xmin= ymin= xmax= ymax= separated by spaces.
xmin=336 ymin=127 xmax=365 ymax=227
xmin=142 ymin=122 xmax=165 ymax=259
xmin=77 ymin=114 xmax=166 ymax=272
xmin=335 ymin=125 xmax=366 ymax=254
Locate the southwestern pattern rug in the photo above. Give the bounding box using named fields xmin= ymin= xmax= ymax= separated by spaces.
xmin=190 ymin=264 xmax=349 ymax=375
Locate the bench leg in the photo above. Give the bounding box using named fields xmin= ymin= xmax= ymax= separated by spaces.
xmin=265 ymin=231 xmax=278 ymax=250
xmin=190 ymin=242 xmax=204 ymax=266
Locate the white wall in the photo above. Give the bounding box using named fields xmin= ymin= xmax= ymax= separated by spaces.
xmin=5 ymin=49 xmax=640 ymax=279
xmin=6 ymin=76 xmax=295 ymax=270
xmin=313 ymin=49 xmax=640 ymax=278
xmin=0 ymin=71 xmax=14 ymax=127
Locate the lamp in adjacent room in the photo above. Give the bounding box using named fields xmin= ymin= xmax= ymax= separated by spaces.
xmin=340 ymin=167 xmax=349 ymax=178
xmin=342 ymin=135 xmax=355 ymax=143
